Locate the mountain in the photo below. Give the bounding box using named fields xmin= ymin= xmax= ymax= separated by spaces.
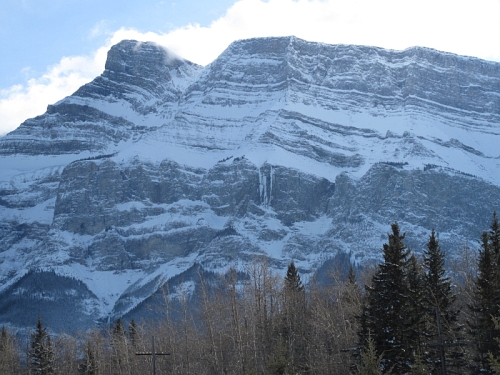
xmin=1 ymin=36 xmax=500 ymax=331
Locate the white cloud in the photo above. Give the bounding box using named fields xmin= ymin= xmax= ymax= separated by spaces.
xmin=89 ymin=20 xmax=110 ymax=39
xmin=0 ymin=47 xmax=108 ymax=136
xmin=1 ymin=0 xmax=500 ymax=136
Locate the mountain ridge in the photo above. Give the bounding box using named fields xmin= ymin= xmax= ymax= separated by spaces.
xmin=0 ymin=36 xmax=499 ymax=331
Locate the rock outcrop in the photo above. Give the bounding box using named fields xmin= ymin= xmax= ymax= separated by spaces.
xmin=0 ymin=37 xmax=499 ymax=330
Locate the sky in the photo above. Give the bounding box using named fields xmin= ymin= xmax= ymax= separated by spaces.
xmin=1 ymin=0 xmax=499 ymax=136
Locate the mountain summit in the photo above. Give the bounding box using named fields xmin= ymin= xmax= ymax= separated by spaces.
xmin=1 ymin=36 xmax=500 ymax=330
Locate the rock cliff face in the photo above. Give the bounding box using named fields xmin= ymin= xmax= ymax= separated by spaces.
xmin=1 ymin=37 xmax=500 ymax=330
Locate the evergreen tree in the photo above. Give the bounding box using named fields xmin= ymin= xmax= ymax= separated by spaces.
xmin=110 ymin=318 xmax=129 ymax=374
xmin=360 ymin=223 xmax=412 ymax=374
xmin=347 ymin=263 xmax=357 ymax=286
xmin=0 ymin=326 xmax=21 ymax=373
xmin=344 ymin=262 xmax=362 ymax=306
xmin=354 ymin=335 xmax=384 ymax=375
xmin=78 ymin=340 xmax=97 ymax=375
xmin=406 ymin=254 xmax=427 ymax=358
xmin=29 ymin=317 xmax=55 ymax=375
xmin=281 ymin=261 xmax=308 ymax=373
xmin=267 ymin=336 xmax=290 ymax=375
xmin=112 ymin=318 xmax=125 ymax=337
xmin=410 ymin=353 xmax=430 ymax=375
xmin=488 ymin=314 xmax=500 ymax=374
xmin=490 ymin=211 xmax=500 ymax=255
xmin=470 ymin=214 xmax=500 ymax=373
xmin=285 ymin=261 xmax=304 ymax=292
xmin=424 ymin=229 xmax=463 ymax=372
xmin=128 ymin=319 xmax=138 ymax=347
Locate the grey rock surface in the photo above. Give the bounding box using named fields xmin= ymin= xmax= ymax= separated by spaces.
xmin=0 ymin=36 xmax=499 ymax=330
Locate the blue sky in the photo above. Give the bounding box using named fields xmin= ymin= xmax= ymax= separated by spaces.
xmin=0 ymin=0 xmax=236 ymax=87
xmin=1 ymin=0 xmax=499 ymax=135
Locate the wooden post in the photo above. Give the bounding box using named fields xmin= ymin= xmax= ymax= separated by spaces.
xmin=135 ymin=336 xmax=170 ymax=375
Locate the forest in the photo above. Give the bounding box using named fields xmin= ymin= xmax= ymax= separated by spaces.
xmin=2 ymin=213 xmax=500 ymax=375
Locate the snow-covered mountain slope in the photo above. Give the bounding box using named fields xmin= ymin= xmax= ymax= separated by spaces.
xmin=1 ymin=36 xmax=500 ymax=331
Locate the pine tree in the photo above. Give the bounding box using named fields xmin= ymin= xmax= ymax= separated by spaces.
xmin=78 ymin=340 xmax=97 ymax=375
xmin=423 ymin=229 xmax=463 ymax=373
xmin=488 ymin=314 xmax=500 ymax=374
xmin=285 ymin=261 xmax=304 ymax=292
xmin=29 ymin=317 xmax=55 ymax=375
xmin=111 ymin=318 xmax=129 ymax=374
xmin=347 ymin=263 xmax=357 ymax=286
xmin=0 ymin=326 xmax=21 ymax=373
xmin=470 ymin=213 xmax=500 ymax=373
xmin=354 ymin=335 xmax=384 ymax=375
xmin=281 ymin=261 xmax=308 ymax=373
xmin=406 ymin=254 xmax=427 ymax=358
xmin=344 ymin=262 xmax=362 ymax=306
xmin=490 ymin=211 xmax=500 ymax=255
xmin=360 ymin=222 xmax=412 ymax=374
xmin=410 ymin=353 xmax=430 ymax=375
xmin=128 ymin=319 xmax=138 ymax=347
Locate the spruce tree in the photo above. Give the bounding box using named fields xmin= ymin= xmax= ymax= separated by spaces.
xmin=285 ymin=261 xmax=304 ymax=292
xmin=406 ymin=254 xmax=427 ymax=358
xmin=78 ymin=340 xmax=97 ymax=375
xmin=470 ymin=213 xmax=500 ymax=373
xmin=348 ymin=263 xmax=357 ymax=285
xmin=0 ymin=326 xmax=21 ymax=373
xmin=490 ymin=211 xmax=500 ymax=255
xmin=355 ymin=335 xmax=384 ymax=375
xmin=281 ymin=261 xmax=308 ymax=373
xmin=29 ymin=317 xmax=55 ymax=375
xmin=128 ymin=319 xmax=138 ymax=348
xmin=423 ymin=229 xmax=461 ymax=373
xmin=110 ymin=318 xmax=130 ymax=374
xmin=360 ymin=222 xmax=411 ymax=374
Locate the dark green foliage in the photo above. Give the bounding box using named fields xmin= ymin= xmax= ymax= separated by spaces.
xmin=29 ymin=317 xmax=55 ymax=375
xmin=122 ymin=263 xmax=218 ymax=323
xmin=360 ymin=223 xmax=412 ymax=373
xmin=113 ymin=318 xmax=125 ymax=337
xmin=267 ymin=337 xmax=290 ymax=375
xmin=128 ymin=319 xmax=138 ymax=347
xmin=424 ymin=230 xmax=454 ymax=313
xmin=0 ymin=270 xmax=98 ymax=332
xmin=284 ymin=261 xmax=304 ymax=292
xmin=8 ymin=220 xmax=500 ymax=374
xmin=410 ymin=353 xmax=430 ymax=375
xmin=424 ymin=229 xmax=462 ymax=373
xmin=279 ymin=262 xmax=308 ymax=374
xmin=354 ymin=336 xmax=384 ymax=375
xmin=405 ymin=254 xmax=427 ymax=357
xmin=347 ymin=263 xmax=357 ymax=285
xmin=78 ymin=340 xmax=97 ymax=375
xmin=490 ymin=211 xmax=500 ymax=255
xmin=0 ymin=326 xmax=21 ymax=373
xmin=469 ymin=212 xmax=500 ymax=373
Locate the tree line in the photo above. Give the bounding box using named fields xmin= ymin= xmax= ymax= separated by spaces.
xmin=1 ymin=213 xmax=500 ymax=374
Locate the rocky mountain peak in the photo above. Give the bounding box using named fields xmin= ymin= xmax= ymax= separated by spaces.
xmin=104 ymin=40 xmax=187 ymax=79
xmin=1 ymin=37 xmax=500 ymax=331
xmin=73 ymin=39 xmax=201 ymax=101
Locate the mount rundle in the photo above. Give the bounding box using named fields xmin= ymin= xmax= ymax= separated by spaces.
xmin=1 ymin=36 xmax=500 ymax=330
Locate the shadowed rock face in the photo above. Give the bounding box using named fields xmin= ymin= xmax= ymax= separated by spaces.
xmin=49 ymin=157 xmax=335 ymax=271
xmin=1 ymin=36 xmax=500 ymax=330
xmin=327 ymin=164 xmax=500 ymax=256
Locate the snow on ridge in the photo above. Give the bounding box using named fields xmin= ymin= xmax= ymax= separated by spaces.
xmin=1 ymin=37 xmax=500 ymax=329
